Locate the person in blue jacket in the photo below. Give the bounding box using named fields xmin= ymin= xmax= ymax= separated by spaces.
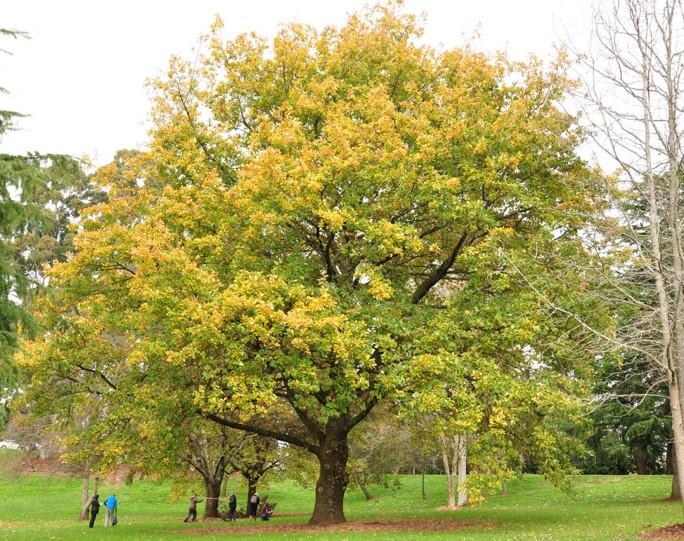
xmin=103 ymin=494 xmax=118 ymax=527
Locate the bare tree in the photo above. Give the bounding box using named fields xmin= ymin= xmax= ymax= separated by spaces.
xmin=579 ymin=0 xmax=684 ymax=501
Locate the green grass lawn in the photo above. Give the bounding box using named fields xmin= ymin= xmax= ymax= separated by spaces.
xmin=0 ymin=450 xmax=682 ymax=540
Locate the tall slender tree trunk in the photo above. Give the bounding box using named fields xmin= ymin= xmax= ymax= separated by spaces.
xmin=221 ymin=477 xmax=228 ymax=499
xmin=637 ymin=18 xmax=684 ymax=507
xmin=669 ymin=380 xmax=684 ymax=503
xmin=309 ymin=427 xmax=349 ymax=524
xmin=203 ymin=478 xmax=222 ymax=518
xmin=79 ymin=470 xmax=90 ymax=520
xmin=441 ymin=436 xmax=456 ymax=508
xmin=456 ymin=435 xmax=468 ymax=507
xmin=670 ymin=444 xmax=681 ymax=500
xmin=663 ymin=0 xmax=684 ymax=507
xmin=421 ymin=466 xmax=426 ymax=501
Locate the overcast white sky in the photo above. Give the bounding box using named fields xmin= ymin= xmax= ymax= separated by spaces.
xmin=1 ymin=0 xmax=595 ymax=166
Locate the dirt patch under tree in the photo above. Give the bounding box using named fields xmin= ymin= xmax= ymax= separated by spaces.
xmin=641 ymin=523 xmax=684 ymax=540
xmin=183 ymin=518 xmax=494 ymax=536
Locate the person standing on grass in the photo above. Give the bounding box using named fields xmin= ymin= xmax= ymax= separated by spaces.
xmin=88 ymin=494 xmax=100 ymax=528
xmin=103 ymin=494 xmax=117 ymax=527
xmin=183 ymin=494 xmax=202 ymax=523
xmin=228 ymin=492 xmax=237 ymax=522
xmin=248 ymin=492 xmax=260 ymax=521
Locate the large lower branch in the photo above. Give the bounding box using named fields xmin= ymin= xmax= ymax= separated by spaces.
xmin=202 ymin=412 xmax=319 ymax=454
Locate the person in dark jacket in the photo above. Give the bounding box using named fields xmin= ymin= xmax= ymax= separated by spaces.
xmin=228 ymin=492 xmax=237 ymax=522
xmin=248 ymin=492 xmax=260 ymax=521
xmin=183 ymin=494 xmax=202 ymax=523
xmin=88 ymin=494 xmax=100 ymax=528
xmin=260 ymin=502 xmax=273 ymax=521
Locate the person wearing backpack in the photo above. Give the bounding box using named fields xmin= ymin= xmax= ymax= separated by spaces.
xmin=248 ymin=492 xmax=260 ymax=521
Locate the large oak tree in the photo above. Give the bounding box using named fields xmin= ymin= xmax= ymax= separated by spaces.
xmin=24 ymin=4 xmax=603 ymax=524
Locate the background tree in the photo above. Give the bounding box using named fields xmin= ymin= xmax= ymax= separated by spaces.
xmin=0 ymin=29 xmax=101 ymax=392
xmin=575 ymin=0 xmax=684 ymax=504
xmin=401 ymin=259 xmax=599 ymax=508
xmin=584 ymin=353 xmax=671 ymax=476
xmin=228 ymin=435 xmax=282 ymax=505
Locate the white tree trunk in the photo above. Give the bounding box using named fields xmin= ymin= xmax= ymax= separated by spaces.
xmin=456 ymin=435 xmax=467 ymax=507
xmin=440 ymin=436 xmax=456 ymax=508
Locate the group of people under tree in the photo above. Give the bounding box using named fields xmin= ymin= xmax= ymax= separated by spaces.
xmin=183 ymin=489 xmax=272 ymax=523
xmin=87 ymin=488 xmax=274 ymax=527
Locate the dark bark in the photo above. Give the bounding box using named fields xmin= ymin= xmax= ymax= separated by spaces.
xmin=247 ymin=476 xmax=259 ymax=504
xmin=411 ymin=232 xmax=468 ymax=304
xmin=310 ymin=427 xmax=349 ymax=524
xmin=633 ymin=447 xmax=648 ymax=475
xmin=421 ymin=467 xmax=426 ymax=501
xmin=204 ymin=400 xmax=376 ymax=524
xmin=203 ymin=478 xmax=222 ymax=518
xmin=203 ymin=411 xmax=319 ymax=453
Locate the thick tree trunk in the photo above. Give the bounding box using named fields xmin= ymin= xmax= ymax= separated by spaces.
xmin=633 ymin=447 xmax=648 ymax=475
xmin=456 ymin=435 xmax=467 ymax=507
xmin=247 ymin=476 xmax=259 ymax=504
xmin=79 ymin=472 xmax=90 ymax=520
xmin=203 ymin=478 xmax=222 ymax=518
xmin=309 ymin=428 xmax=349 ymax=524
